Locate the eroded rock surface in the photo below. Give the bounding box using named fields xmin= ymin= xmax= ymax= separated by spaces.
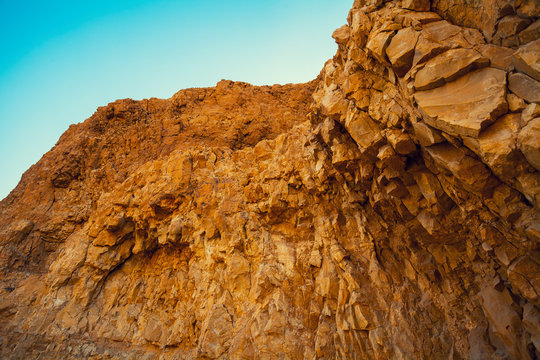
xmin=414 ymin=67 xmax=508 ymax=137
xmin=0 ymin=0 xmax=539 ymax=359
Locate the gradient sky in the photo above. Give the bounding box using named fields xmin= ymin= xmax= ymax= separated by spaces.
xmin=0 ymin=0 xmax=352 ymax=200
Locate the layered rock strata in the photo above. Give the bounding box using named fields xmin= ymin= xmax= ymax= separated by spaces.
xmin=1 ymin=0 xmax=539 ymax=359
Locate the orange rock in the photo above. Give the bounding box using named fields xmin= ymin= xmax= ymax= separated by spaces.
xmin=414 ymin=48 xmax=489 ymax=91
xmin=386 ymin=27 xmax=419 ymax=76
xmin=414 ymin=68 xmax=508 ymax=137
xmin=509 ymin=72 xmax=540 ymax=103
xmin=513 ymin=39 xmax=540 ymax=82
xmin=1 ymin=1 xmax=539 ymax=359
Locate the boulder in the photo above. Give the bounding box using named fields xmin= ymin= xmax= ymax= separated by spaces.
xmin=476 ymin=44 xmax=515 ymax=71
xmin=477 ymin=113 xmax=521 ymax=179
xmin=492 ymin=15 xmax=531 ymax=47
xmin=397 ymin=12 xmax=441 ymax=28
xmin=414 ymin=68 xmax=508 ymax=137
xmin=479 ymin=285 xmax=526 ymax=360
xmin=332 ymin=25 xmax=351 ymax=45
xmin=366 ymin=31 xmax=395 ymax=63
xmin=425 ymin=143 xmax=498 ymax=194
xmin=518 ymin=19 xmax=540 ymax=45
xmin=414 ymin=48 xmax=489 ymax=91
xmin=386 ymin=27 xmax=419 ymax=76
xmin=516 ymin=0 xmax=540 ymax=18
xmin=521 ymin=103 xmax=540 ymax=126
xmin=518 ymin=117 xmax=540 ymax=171
xmin=507 ymin=93 xmax=527 ymax=111
xmin=412 ymin=35 xmax=449 ymax=66
xmin=516 ymin=172 xmax=540 ymax=206
xmin=412 ymin=121 xmax=445 ymax=146
xmin=508 ymin=256 xmax=540 ymax=303
xmin=344 ymin=108 xmax=383 ymax=150
xmin=513 ymin=39 xmax=540 ymax=82
xmin=421 ymin=20 xmax=471 ymax=48
xmin=313 ymin=84 xmax=349 ymax=120
xmin=402 ymin=0 xmax=430 ymax=11
xmin=386 ymin=129 xmax=417 ymax=154
xmin=508 ymin=72 xmax=540 ymax=103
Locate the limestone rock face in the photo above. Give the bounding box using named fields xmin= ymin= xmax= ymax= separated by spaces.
xmin=1 ymin=0 xmax=540 ymax=359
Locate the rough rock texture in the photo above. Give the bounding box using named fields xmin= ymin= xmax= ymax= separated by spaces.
xmin=1 ymin=0 xmax=539 ymax=359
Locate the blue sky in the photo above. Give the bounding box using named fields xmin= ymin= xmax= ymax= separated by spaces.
xmin=0 ymin=0 xmax=352 ymax=200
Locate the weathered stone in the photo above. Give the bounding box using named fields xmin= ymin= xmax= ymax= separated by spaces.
xmin=516 ymin=172 xmax=540 ymax=206
xmin=412 ymin=35 xmax=449 ymax=66
xmin=385 ymin=179 xmax=409 ymax=198
xmin=377 ymin=144 xmax=405 ymax=170
xmin=348 ymin=9 xmax=373 ymax=41
xmin=313 ymin=84 xmax=349 ymax=120
xmin=522 ymin=304 xmax=540 ymax=350
xmin=476 ymin=44 xmax=515 ymax=71
xmin=333 ymin=25 xmax=351 ymax=45
xmin=416 ymin=209 xmax=441 ymax=234
xmin=477 ymin=113 xmax=521 ymax=179
xmin=402 ymin=0 xmax=430 ymax=11
xmin=522 ymin=103 xmax=540 ymax=126
xmin=105 ymin=213 xmax=125 ymax=232
xmin=508 ymin=72 xmax=540 ymax=103
xmin=518 ymin=117 xmax=540 ymax=170
xmin=420 ymin=20 xmax=471 ymax=48
xmin=518 ymin=19 xmax=540 ymax=45
xmin=366 ymin=31 xmax=394 ymax=63
xmin=413 ymin=170 xmax=446 ymax=206
xmin=507 ymin=93 xmax=527 ymax=111
xmin=479 ymin=285 xmax=527 ymax=360
xmin=397 ymin=11 xmax=441 ymax=28
xmin=342 ymin=72 xmax=373 ymax=109
xmin=492 ymin=15 xmax=531 ymax=47
xmin=386 ymin=27 xmax=419 ymax=76
xmin=513 ymin=39 xmax=540 ymax=82
xmin=516 ymin=0 xmax=540 ymax=18
xmin=508 ymin=256 xmax=540 ymax=303
xmin=414 ymin=48 xmax=489 ymax=90
xmin=412 ymin=121 xmax=445 ymax=146
xmin=430 ymin=0 xmax=504 ymax=40
xmin=415 ymin=68 xmax=508 ymax=137
xmin=425 ymin=143 xmax=499 ymax=194
xmin=344 ymin=108 xmax=383 ymax=150
xmin=378 ymin=21 xmax=402 ymax=32
xmin=489 ymin=184 xmax=528 ymax=224
xmin=468 ymin=325 xmax=496 ymax=360
xmin=386 ymin=129 xmax=416 ymax=154
xmin=7 ymin=220 xmax=34 ymax=244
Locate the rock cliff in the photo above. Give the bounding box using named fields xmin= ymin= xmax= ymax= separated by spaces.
xmin=0 ymin=0 xmax=539 ymax=359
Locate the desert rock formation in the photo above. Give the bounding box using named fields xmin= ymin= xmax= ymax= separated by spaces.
xmin=1 ymin=0 xmax=539 ymax=359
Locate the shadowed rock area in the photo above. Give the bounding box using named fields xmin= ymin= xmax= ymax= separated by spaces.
xmin=0 ymin=0 xmax=539 ymax=359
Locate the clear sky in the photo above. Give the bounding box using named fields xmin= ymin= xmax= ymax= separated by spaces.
xmin=0 ymin=0 xmax=352 ymax=200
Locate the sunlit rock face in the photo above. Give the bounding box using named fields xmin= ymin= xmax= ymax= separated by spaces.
xmin=1 ymin=0 xmax=539 ymax=359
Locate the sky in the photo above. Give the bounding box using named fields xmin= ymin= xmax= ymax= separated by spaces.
xmin=0 ymin=0 xmax=352 ymax=200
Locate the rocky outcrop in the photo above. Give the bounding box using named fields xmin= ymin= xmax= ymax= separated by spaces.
xmin=0 ymin=0 xmax=539 ymax=359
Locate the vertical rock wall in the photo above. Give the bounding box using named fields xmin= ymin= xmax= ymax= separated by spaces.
xmin=311 ymin=0 xmax=540 ymax=358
